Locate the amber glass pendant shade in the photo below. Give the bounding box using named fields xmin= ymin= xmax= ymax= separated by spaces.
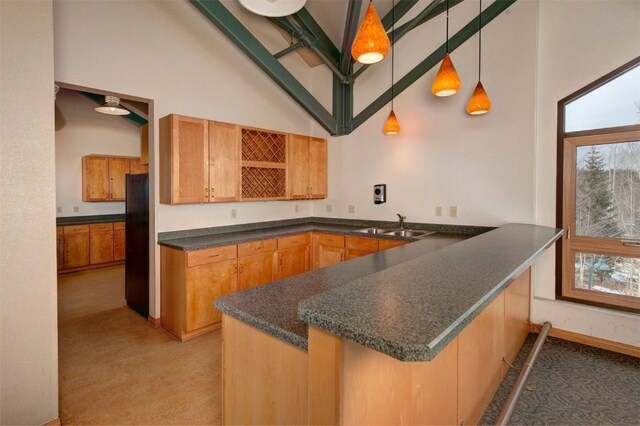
xmin=383 ymin=110 xmax=400 ymax=135
xmin=432 ymin=53 xmax=461 ymax=97
xmin=351 ymin=3 xmax=390 ymax=64
xmin=466 ymin=81 xmax=492 ymax=115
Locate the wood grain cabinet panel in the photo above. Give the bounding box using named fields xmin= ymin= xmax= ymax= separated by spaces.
xmin=140 ymin=123 xmax=149 ymax=165
xmin=63 ymin=232 xmax=90 ymax=269
xmin=288 ymin=135 xmax=327 ymax=200
xmin=113 ymin=228 xmax=126 ymax=261
xmin=504 ymin=269 xmax=531 ymax=368
xmin=90 ymin=230 xmax=114 ymax=265
xmin=82 ymin=156 xmax=110 ymax=201
xmin=318 ymin=245 xmax=344 ymax=268
xmin=209 ymin=121 xmax=240 ymax=202
xmin=109 ymin=157 xmax=130 ymax=200
xmin=57 ymin=231 xmax=64 ymax=270
xmin=378 ymin=239 xmax=408 ymax=250
xmin=277 ymin=245 xmax=309 ymax=279
xmin=345 ymin=236 xmax=378 ymax=260
xmin=277 ymin=233 xmax=310 ymax=250
xmin=186 ymin=258 xmax=237 ymax=332
xmin=238 ymin=238 xmax=277 ymax=257
xmin=238 ymin=252 xmax=277 ymax=291
xmin=130 ymin=157 xmax=148 ymax=175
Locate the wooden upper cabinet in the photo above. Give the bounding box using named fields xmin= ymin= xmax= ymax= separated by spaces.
xmin=288 ymin=135 xmax=327 ymax=200
xmin=160 ymin=114 xmax=208 ymax=204
xmin=140 ymin=123 xmax=149 ymax=165
xmin=308 ymin=137 xmax=327 ymax=199
xmin=209 ymin=121 xmax=240 ymax=202
xmin=130 ymin=157 xmax=148 ymax=175
xmin=83 ymin=156 xmax=110 ymax=201
xmin=109 ymin=157 xmax=130 ymax=200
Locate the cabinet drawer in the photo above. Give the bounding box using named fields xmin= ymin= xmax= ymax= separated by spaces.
xmin=63 ymin=224 xmax=89 ymax=234
xmin=238 ymin=238 xmax=277 ymax=257
xmin=113 ymin=221 xmax=126 ymax=230
xmin=187 ymin=245 xmax=237 ymax=268
xmin=277 ymin=233 xmax=310 ymax=250
xmin=346 ymin=236 xmax=378 ymax=252
xmin=318 ymin=233 xmax=344 ymax=248
xmin=90 ymin=223 xmax=113 ymax=232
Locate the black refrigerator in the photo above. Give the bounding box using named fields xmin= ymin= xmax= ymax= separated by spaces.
xmin=125 ymin=173 xmax=149 ymax=318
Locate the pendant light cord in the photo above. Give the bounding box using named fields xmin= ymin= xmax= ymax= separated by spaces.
xmin=478 ymin=0 xmax=482 ymax=81
xmin=391 ymin=0 xmax=395 ymax=110
xmin=445 ymin=0 xmax=449 ymax=53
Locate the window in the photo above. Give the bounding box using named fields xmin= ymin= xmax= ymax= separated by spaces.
xmin=557 ymin=57 xmax=640 ymax=312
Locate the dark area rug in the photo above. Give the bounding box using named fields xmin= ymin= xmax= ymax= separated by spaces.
xmin=480 ymin=333 xmax=640 ymax=425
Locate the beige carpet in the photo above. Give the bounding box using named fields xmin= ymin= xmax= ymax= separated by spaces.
xmin=58 ymin=265 xmax=221 ymax=425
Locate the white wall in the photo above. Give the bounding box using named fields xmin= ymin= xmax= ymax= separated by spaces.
xmin=0 ymin=0 xmax=59 ymax=423
xmin=55 ymin=88 xmax=141 ymax=217
xmin=532 ymin=0 xmax=640 ymax=346
xmin=53 ymin=0 xmax=315 ymax=316
xmin=311 ymin=0 xmax=539 ymax=227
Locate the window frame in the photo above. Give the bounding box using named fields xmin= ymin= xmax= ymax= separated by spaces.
xmin=556 ymin=56 xmax=640 ymax=313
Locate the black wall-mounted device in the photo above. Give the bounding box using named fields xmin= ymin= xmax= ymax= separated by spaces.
xmin=373 ymin=184 xmax=386 ymax=204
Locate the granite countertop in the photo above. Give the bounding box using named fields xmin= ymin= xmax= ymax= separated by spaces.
xmin=299 ymin=224 xmax=562 ymax=361
xmin=216 ymin=223 xmax=562 ymax=362
xmin=215 ymin=233 xmax=469 ymax=349
xmin=157 ymin=217 xmax=491 ymax=251
xmin=57 ymin=214 xmax=125 ymax=226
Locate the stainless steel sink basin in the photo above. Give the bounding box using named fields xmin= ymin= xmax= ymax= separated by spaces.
xmin=385 ymin=229 xmax=429 ymax=237
xmin=355 ymin=227 xmax=392 ymax=234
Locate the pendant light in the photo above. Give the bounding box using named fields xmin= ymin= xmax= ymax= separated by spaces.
xmin=94 ymin=96 xmax=130 ymax=116
xmin=351 ymin=0 xmax=390 ymax=65
xmin=384 ymin=0 xmax=400 ymax=135
xmin=466 ymin=0 xmax=492 ymax=115
xmin=238 ymin=0 xmax=306 ymax=17
xmin=431 ymin=0 xmax=461 ymax=97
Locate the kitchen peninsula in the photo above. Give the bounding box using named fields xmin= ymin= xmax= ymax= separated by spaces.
xmin=213 ymin=223 xmax=562 ymax=425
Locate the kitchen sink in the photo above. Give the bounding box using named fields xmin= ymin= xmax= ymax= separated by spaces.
xmin=385 ymin=229 xmax=430 ymax=237
xmin=355 ymin=227 xmax=393 ymax=234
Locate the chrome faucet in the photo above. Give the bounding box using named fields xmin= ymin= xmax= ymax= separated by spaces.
xmin=397 ymin=213 xmax=406 ymax=230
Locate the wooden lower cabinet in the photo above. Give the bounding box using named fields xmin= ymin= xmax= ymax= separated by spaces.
xmin=316 ymin=233 xmax=344 ymax=269
xmin=113 ymin=228 xmax=126 ymax=261
xmin=345 ymin=236 xmax=378 ymax=260
xmin=56 ymin=227 xmax=64 ymax=270
xmin=90 ymin=224 xmax=114 ymax=265
xmin=63 ymin=228 xmax=90 ymax=269
xmin=238 ymin=252 xmax=277 ymax=291
xmin=161 ymin=245 xmax=238 ymax=341
xmin=277 ymin=246 xmax=310 ymax=279
xmin=378 ymin=239 xmax=408 ymax=250
xmin=186 ymin=258 xmax=237 ymax=332
xmin=58 ymin=221 xmax=125 ymax=273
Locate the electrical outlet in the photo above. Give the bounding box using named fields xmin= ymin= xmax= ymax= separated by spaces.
xmin=348 ymin=205 xmax=355 ymax=214
xmin=295 ymin=204 xmax=299 ymax=213
xmin=326 ymin=204 xmax=333 ymax=213
xmin=435 ymin=206 xmax=442 ymax=217
xmin=231 ymin=209 xmax=237 ymax=219
xmin=449 ymin=206 xmax=458 ymax=218
xmin=57 ymin=207 xmax=62 ymax=213
xmin=73 ymin=206 xmax=79 ymax=213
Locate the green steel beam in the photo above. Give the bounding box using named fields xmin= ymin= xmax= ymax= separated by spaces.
xmin=79 ymin=92 xmax=148 ymax=126
xmin=274 ymin=40 xmax=305 ymax=59
xmin=340 ymin=0 xmax=363 ymax=75
xmin=191 ymin=0 xmax=338 ymax=134
xmin=380 ymin=0 xmax=421 ymax=30
xmin=351 ymin=0 xmax=516 ymax=131
xmin=352 ymin=0 xmax=463 ymax=80
xmin=333 ymin=77 xmax=353 ymax=134
xmin=292 ymin=8 xmax=341 ymax=65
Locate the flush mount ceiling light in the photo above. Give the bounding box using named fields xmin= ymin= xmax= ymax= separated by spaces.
xmin=431 ymin=0 xmax=461 ymax=97
xmin=238 ymin=0 xmax=306 ymax=17
xmin=467 ymin=0 xmax=492 ymax=115
xmin=94 ymin=96 xmax=130 ymax=116
xmin=383 ymin=0 xmax=400 ymax=135
xmin=351 ymin=0 xmax=390 ymax=65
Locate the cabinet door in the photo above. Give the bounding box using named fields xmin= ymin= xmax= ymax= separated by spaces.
xmin=209 ymin=121 xmax=239 ymax=202
xmin=57 ymin=233 xmax=64 ymax=270
xmin=64 ymin=233 xmax=90 ymax=268
xmin=378 ymin=239 xmax=408 ymax=250
xmin=277 ymin=246 xmax=309 ymax=279
xmin=318 ymin=245 xmax=343 ymax=269
xmin=345 ymin=249 xmax=376 ymax=260
xmin=140 ymin=123 xmax=149 ymax=165
xmin=308 ymin=137 xmax=327 ymax=199
xmin=90 ymin=231 xmax=114 ymax=264
xmin=238 ymin=252 xmax=277 ymax=290
xmin=113 ymin=228 xmax=126 ymax=261
xmin=288 ymin=134 xmax=310 ymax=200
xmin=160 ymin=115 xmax=208 ymax=204
xmin=130 ymin=157 xmax=148 ymax=175
xmin=186 ymin=259 xmax=237 ymax=332
xmin=82 ymin=156 xmax=110 ymax=201
xmin=109 ymin=157 xmax=131 ymax=201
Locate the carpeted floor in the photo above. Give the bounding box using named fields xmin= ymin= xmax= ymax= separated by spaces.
xmin=481 ymin=333 xmax=640 ymax=425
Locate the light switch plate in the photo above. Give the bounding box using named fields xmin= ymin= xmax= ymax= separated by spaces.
xmin=231 ymin=209 xmax=237 ymax=218
xmin=326 ymin=204 xmax=333 ymax=213
xmin=449 ymin=206 xmax=458 ymax=218
xmin=435 ymin=206 xmax=442 ymax=217
xmin=348 ymin=205 xmax=355 ymax=214
xmin=57 ymin=207 xmax=62 ymax=213
xmin=73 ymin=206 xmax=79 ymax=213
xmin=295 ymin=205 xmax=299 ymax=213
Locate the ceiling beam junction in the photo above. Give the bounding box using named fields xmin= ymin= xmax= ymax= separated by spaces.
xmin=190 ymin=0 xmax=338 ymax=134
xmin=190 ymin=0 xmax=515 ymax=136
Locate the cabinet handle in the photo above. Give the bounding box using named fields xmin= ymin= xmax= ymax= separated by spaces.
xmin=205 ymin=188 xmax=209 ymax=198
xmin=255 ymin=245 xmax=263 ymax=250
xmin=340 ymin=253 xmax=344 ymax=261
xmin=233 ymin=264 xmax=237 ymax=273
xmin=240 ymin=265 xmax=244 ymax=273
xmin=208 ymin=254 xmax=219 ymax=258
